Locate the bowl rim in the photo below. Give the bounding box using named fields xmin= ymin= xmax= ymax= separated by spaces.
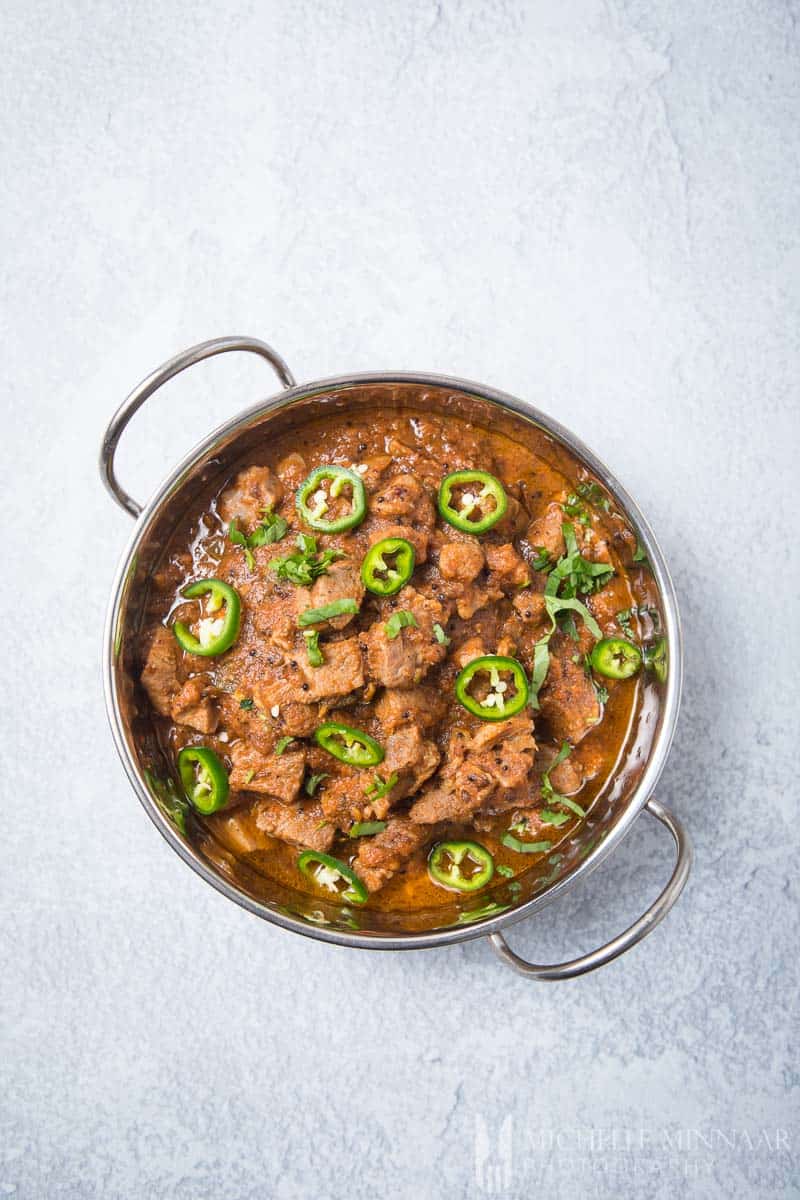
xmin=103 ymin=369 xmax=683 ymax=950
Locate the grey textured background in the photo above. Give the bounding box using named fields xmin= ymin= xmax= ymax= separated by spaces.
xmin=2 ymin=1 xmax=798 ymax=1197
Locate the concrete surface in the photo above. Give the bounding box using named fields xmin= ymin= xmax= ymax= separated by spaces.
xmin=2 ymin=1 xmax=798 ymax=1197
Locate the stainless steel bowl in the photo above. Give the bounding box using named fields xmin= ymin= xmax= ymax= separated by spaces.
xmin=100 ymin=336 xmax=691 ymax=980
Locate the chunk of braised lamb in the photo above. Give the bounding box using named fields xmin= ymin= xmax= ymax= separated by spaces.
xmin=254 ymin=798 xmax=335 ymax=852
xmin=171 ymin=676 xmax=219 ymax=734
xmin=511 ymin=590 xmax=547 ymax=626
xmin=245 ymin=586 xmax=298 ymax=651
xmin=588 ymin=575 xmax=631 ymax=634
xmin=410 ymin=763 xmax=496 ymax=824
xmin=485 ymin=543 xmax=530 ymax=592
xmin=297 ymin=637 xmax=364 ymax=700
xmin=452 ymin=635 xmax=487 ymax=670
xmin=374 ymin=684 xmax=447 ymax=734
xmin=412 ymin=717 xmax=536 ymax=824
xmin=468 ymin=714 xmax=536 ymax=756
xmin=228 ymin=742 xmax=306 ymax=802
xmin=296 ymin=561 xmax=365 ymax=631
xmin=371 ymin=472 xmax=435 ymax=529
xmin=438 ymin=541 xmax=485 ymax=583
xmin=539 ymin=633 xmax=601 ymax=745
xmin=382 ymin=727 xmax=441 ymax=802
xmin=275 ymin=452 xmax=308 ymax=492
xmin=368 ymin=522 xmax=430 ymax=564
xmin=319 ymin=774 xmax=365 ymax=829
xmin=218 ymin=465 xmax=284 ymax=532
xmin=141 ymin=626 xmax=179 ymax=716
xmin=493 ymin=493 xmax=529 ymax=538
xmin=526 ymin=499 xmax=568 ymax=563
xmin=360 ymin=589 xmax=450 ymax=688
xmin=357 ymin=453 xmax=393 ymax=492
xmin=353 ymin=816 xmax=435 ymax=893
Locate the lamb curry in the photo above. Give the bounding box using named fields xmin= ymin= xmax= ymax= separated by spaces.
xmin=137 ymin=403 xmax=666 ymax=918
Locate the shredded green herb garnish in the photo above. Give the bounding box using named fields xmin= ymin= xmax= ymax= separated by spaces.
xmin=539 ymin=742 xmax=587 ymax=820
xmin=432 ymin=622 xmax=451 ymax=646
xmin=501 ymin=832 xmax=552 ymax=854
xmin=561 ymin=493 xmax=590 ymax=525
xmin=633 ymin=540 xmax=649 ymax=566
xmin=528 ymin=525 xmax=609 ymax=707
xmin=348 ymin=820 xmax=387 ymax=838
xmin=304 ymin=772 xmax=328 ymax=796
xmin=303 ymin=629 xmax=324 ymax=666
xmin=239 ymin=697 xmax=254 ymax=710
xmin=298 ymin=597 xmax=359 ymax=627
xmin=270 ymin=532 xmax=346 ymax=587
xmin=616 ymin=607 xmax=634 ymax=639
xmin=540 ymin=809 xmax=571 ymax=827
xmin=531 ymin=546 xmax=551 ymax=572
xmin=496 ymin=864 xmax=515 ymax=878
xmin=576 ymin=481 xmax=611 ymax=512
xmin=385 ymin=610 xmax=418 ymax=639
xmin=275 ymin=736 xmax=295 ymax=756
xmin=243 ymin=768 xmax=255 ymax=785
xmin=228 ymin=510 xmax=288 ymax=569
xmin=364 ymin=772 xmax=398 ymax=801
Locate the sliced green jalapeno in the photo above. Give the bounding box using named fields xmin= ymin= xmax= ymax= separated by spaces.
xmin=172 ymin=579 xmax=241 ymax=656
xmin=314 ymin=722 xmax=385 ymax=767
xmin=428 ymin=840 xmax=495 ymax=892
xmin=177 ymin=746 xmax=229 ymax=814
xmin=296 ymin=465 xmax=367 ymax=533
xmin=297 ymin=851 xmax=369 ymax=904
xmin=644 ymin=636 xmax=668 ymax=683
xmin=437 ymin=469 xmax=507 ymax=534
xmin=361 ymin=537 xmax=416 ymax=595
xmin=455 ymin=655 xmax=529 ymax=720
xmin=590 ymin=637 xmax=642 ymax=680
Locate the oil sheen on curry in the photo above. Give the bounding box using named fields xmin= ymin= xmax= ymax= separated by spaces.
xmin=138 ymin=408 xmax=667 ymax=916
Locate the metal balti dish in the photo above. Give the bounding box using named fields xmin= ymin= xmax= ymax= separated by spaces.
xmin=101 ymin=337 xmax=691 ymax=980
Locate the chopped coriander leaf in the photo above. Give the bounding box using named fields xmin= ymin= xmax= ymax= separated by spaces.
xmin=298 ymin=597 xmax=359 ymax=626
xmin=561 ymin=493 xmax=590 ymax=525
xmin=633 ymin=540 xmax=649 ymax=566
xmin=540 ymin=808 xmax=571 ymax=827
xmin=501 ymin=832 xmax=552 ymax=854
xmin=348 ymin=820 xmax=387 ymax=838
xmin=228 ymin=510 xmax=288 ymax=570
xmin=594 ymin=682 xmax=610 ymax=705
xmin=559 ymin=612 xmax=579 ymax=642
xmin=243 ymin=768 xmax=255 ymax=785
xmin=531 ymin=546 xmax=551 ymax=572
xmin=304 ymin=772 xmax=328 ymax=796
xmin=251 ymin=509 xmax=289 ymax=546
xmin=239 ymin=697 xmax=255 ymax=710
xmin=496 ymin=864 xmax=515 ymax=878
xmin=433 ymin=622 xmax=451 ymax=646
xmin=544 ymin=593 xmax=602 ymax=641
xmin=528 ymin=637 xmax=550 ymax=711
xmin=364 ymin=772 xmax=398 ymax=801
xmin=303 ymin=629 xmax=324 ymax=667
xmin=576 ymin=481 xmax=611 ymax=512
xmin=275 ymin=736 xmax=295 ymax=756
xmin=270 ymin=533 xmax=346 ymax=587
xmin=385 ymin=610 xmax=418 ymax=639
xmin=616 ymin=607 xmax=634 ymax=639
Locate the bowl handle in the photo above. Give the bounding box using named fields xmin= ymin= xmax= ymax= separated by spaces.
xmin=99 ymin=336 xmax=296 ymax=518
xmin=488 ymin=797 xmax=691 ymax=980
